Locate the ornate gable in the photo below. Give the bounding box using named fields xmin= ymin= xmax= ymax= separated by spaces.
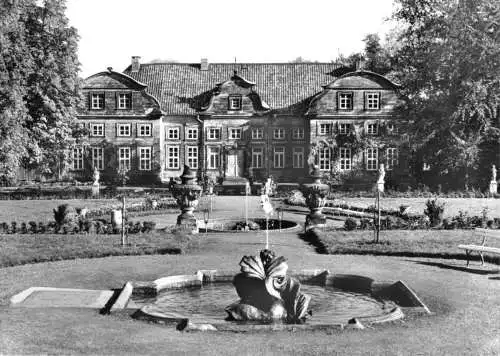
xmin=200 ymin=71 xmax=270 ymax=116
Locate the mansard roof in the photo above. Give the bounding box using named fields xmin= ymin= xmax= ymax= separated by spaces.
xmin=123 ymin=62 xmax=343 ymax=115
xmin=84 ymin=69 xmax=148 ymax=90
xmin=324 ymin=70 xmax=402 ymax=90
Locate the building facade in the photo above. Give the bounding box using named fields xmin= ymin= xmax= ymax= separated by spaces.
xmin=75 ymin=58 xmax=407 ymax=188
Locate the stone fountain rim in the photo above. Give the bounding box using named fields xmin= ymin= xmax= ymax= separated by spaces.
xmin=201 ymin=218 xmax=300 ymax=233
xmin=129 ymin=269 xmax=431 ymax=332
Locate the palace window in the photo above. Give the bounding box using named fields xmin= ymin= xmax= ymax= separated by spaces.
xmin=365 ymin=92 xmax=380 ymax=110
xmin=365 ymin=147 xmax=378 ymax=171
xmin=138 ymin=123 xmax=152 ymax=137
xmin=273 ymin=128 xmax=285 ymax=140
xmin=386 ymin=148 xmax=398 ymax=170
xmin=252 ymin=128 xmax=264 ymax=140
xmin=228 ymin=95 xmax=242 ymax=110
xmin=366 ymin=123 xmax=378 ymax=135
xmin=318 ymin=147 xmax=331 ymax=171
xmin=186 ymin=127 xmax=198 ymax=140
xmin=91 ymin=147 xmax=104 ymax=170
xmin=72 ymin=147 xmax=84 ymax=170
xmin=90 ymin=123 xmax=104 ymax=137
xmin=91 ymin=93 xmax=105 ymax=110
xmin=339 ymin=147 xmax=351 ymax=171
xmin=139 ymin=147 xmax=152 ymax=171
xmin=292 ymin=127 xmax=304 ymax=140
xmin=293 ymin=147 xmax=304 ymax=168
xmin=118 ymin=147 xmax=131 ymax=171
xmin=117 ymin=93 xmax=132 ymax=109
xmin=117 ymin=123 xmax=131 ymax=137
xmin=186 ymin=146 xmax=198 ymax=169
xmin=229 ymin=128 xmax=242 ymax=139
xmin=319 ymin=123 xmax=332 ymax=136
xmin=207 ymin=146 xmax=220 ymax=169
xmin=274 ymin=147 xmax=285 ymax=168
xmin=207 ymin=127 xmax=221 ymax=140
xmin=252 ymin=147 xmax=263 ymax=168
xmin=338 ymin=92 xmax=353 ymax=110
xmin=166 ymin=146 xmax=179 ymax=169
xmin=167 ymin=127 xmax=180 ymax=140
xmin=338 ymin=123 xmax=350 ymax=135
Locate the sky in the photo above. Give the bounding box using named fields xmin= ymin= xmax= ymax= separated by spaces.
xmin=66 ymin=0 xmax=396 ymax=78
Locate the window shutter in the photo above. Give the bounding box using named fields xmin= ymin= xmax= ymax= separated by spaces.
xmin=88 ymin=92 xmax=92 ymax=110
xmin=336 ymin=92 xmax=339 ymax=111
xmin=115 ymin=93 xmax=118 ymax=109
xmin=115 ymin=123 xmax=118 ymax=137
xmin=363 ymin=92 xmax=367 ymax=111
xmin=378 ymin=91 xmax=382 ymax=109
xmin=130 ymin=92 xmax=133 ymax=110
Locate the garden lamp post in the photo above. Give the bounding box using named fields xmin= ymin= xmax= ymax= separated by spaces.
xmin=203 ymin=208 xmax=210 ymax=238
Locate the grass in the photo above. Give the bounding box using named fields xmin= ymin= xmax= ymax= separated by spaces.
xmin=0 ymin=232 xmax=195 ymax=268
xmin=302 ymin=229 xmax=500 ymax=264
xmin=333 ymin=197 xmax=500 ymax=218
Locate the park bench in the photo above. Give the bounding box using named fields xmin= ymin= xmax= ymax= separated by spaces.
xmin=458 ymin=228 xmax=500 ymax=267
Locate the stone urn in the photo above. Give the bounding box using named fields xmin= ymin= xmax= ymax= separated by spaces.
xmin=172 ymin=165 xmax=202 ymax=233
xmin=300 ymin=167 xmax=330 ymax=230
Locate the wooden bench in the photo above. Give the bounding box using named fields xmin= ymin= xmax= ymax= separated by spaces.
xmin=458 ymin=228 xmax=500 ymax=266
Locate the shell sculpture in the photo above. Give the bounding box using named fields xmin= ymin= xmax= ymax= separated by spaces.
xmin=225 ymin=249 xmax=311 ymax=324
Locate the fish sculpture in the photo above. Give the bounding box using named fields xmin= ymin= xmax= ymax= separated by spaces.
xmin=225 ymin=249 xmax=311 ymax=324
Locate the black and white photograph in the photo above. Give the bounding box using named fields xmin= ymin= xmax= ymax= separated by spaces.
xmin=0 ymin=0 xmax=499 ymax=354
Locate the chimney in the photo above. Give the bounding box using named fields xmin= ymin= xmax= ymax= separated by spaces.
xmin=131 ymin=56 xmax=141 ymax=73
xmin=200 ymin=58 xmax=209 ymax=71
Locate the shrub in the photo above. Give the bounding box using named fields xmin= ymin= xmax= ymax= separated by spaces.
xmin=359 ymin=218 xmax=372 ymax=230
xmin=285 ymin=190 xmax=306 ymax=206
xmin=38 ymin=222 xmax=46 ymax=234
xmin=424 ymin=199 xmax=445 ymax=227
xmin=344 ymin=218 xmax=358 ymax=231
xmin=142 ymin=221 xmax=156 ymax=233
xmin=53 ymin=204 xmax=70 ymax=227
xmin=28 ymin=221 xmax=37 ymax=233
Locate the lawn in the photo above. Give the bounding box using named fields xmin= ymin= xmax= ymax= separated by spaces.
xmin=302 ymin=229 xmax=500 ymax=264
xmin=335 ymin=197 xmax=500 ymax=218
xmin=0 ymin=232 xmax=194 ymax=268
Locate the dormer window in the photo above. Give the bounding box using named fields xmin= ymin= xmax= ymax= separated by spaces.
xmin=338 ymin=92 xmax=353 ymax=110
xmin=365 ymin=92 xmax=380 ymax=110
xmin=91 ymin=93 xmax=105 ymax=110
xmin=118 ymin=93 xmax=132 ymax=109
xmin=228 ymin=95 xmax=242 ymax=110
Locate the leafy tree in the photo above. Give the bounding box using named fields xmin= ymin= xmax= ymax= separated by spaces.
xmin=391 ymin=0 xmax=500 ymax=190
xmin=0 ymin=0 xmax=81 ymax=184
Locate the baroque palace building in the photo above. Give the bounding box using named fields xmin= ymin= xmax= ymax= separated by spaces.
xmin=74 ymin=57 xmax=408 ymax=188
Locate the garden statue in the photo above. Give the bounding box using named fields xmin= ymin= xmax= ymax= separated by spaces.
xmin=225 ymin=249 xmax=311 ymax=324
xmin=377 ymin=163 xmax=385 ymax=192
xmin=490 ymin=164 xmax=498 ymax=194
xmin=307 ymin=145 xmax=318 ymax=175
xmin=93 ymin=167 xmax=100 ymax=186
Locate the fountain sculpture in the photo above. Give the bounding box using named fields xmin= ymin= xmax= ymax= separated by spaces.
xmin=300 ymin=166 xmax=330 ymax=230
xmin=172 ymin=165 xmax=202 ymax=233
xmin=225 ymin=249 xmax=311 ymax=324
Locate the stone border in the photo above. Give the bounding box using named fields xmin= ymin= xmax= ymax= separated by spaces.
xmin=200 ymin=218 xmax=300 ymax=234
xmin=10 ymin=287 xmax=114 ymax=309
xmin=130 ymin=269 xmax=431 ymax=332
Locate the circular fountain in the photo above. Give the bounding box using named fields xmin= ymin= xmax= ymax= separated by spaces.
xmin=130 ymin=248 xmax=429 ymax=331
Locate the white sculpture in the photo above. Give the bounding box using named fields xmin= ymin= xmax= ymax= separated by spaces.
xmin=492 ymin=165 xmax=497 ymax=182
xmin=93 ymin=167 xmax=100 ymax=186
xmin=490 ymin=164 xmax=498 ymax=194
xmin=377 ymin=164 xmax=386 ymax=184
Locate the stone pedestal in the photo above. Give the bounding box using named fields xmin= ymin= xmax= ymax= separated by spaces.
xmin=172 ymin=165 xmax=202 ymax=234
xmin=377 ymin=182 xmax=385 ymax=193
xmin=91 ymin=183 xmax=100 ymax=198
xmin=300 ymin=168 xmax=330 ymax=231
xmin=490 ymin=181 xmax=498 ymax=195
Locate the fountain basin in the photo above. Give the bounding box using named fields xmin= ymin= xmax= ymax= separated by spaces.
xmin=129 ymin=269 xmax=430 ymax=331
xmin=200 ymin=218 xmax=299 ymax=232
